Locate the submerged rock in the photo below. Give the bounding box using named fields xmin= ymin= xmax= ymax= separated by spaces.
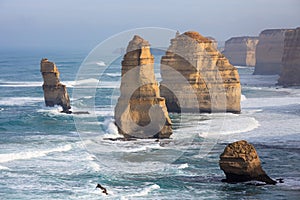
xmin=160 ymin=31 xmax=241 ymax=113
xmin=219 ymin=140 xmax=276 ymax=185
xmin=254 ymin=29 xmax=291 ymax=75
xmin=40 ymin=58 xmax=71 ymax=113
xmin=223 ymin=36 xmax=259 ymax=66
xmin=114 ymin=35 xmax=172 ymax=139
xmin=278 ymin=27 xmax=300 ymax=86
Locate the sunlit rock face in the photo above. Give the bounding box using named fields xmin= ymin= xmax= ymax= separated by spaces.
xmin=114 ymin=35 xmax=172 ymax=139
xmin=40 ymin=58 xmax=71 ymax=113
xmin=160 ymin=31 xmax=241 ymax=114
xmin=278 ymin=27 xmax=300 ymax=86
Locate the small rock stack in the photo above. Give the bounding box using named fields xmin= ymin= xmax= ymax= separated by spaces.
xmin=40 ymin=58 xmax=71 ymax=113
xmin=219 ymin=140 xmax=276 ymax=184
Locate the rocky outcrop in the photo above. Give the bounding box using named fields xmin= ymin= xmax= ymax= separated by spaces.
xmin=254 ymin=29 xmax=291 ymax=75
xmin=40 ymin=58 xmax=71 ymax=113
xmin=278 ymin=27 xmax=300 ymax=86
xmin=219 ymin=140 xmax=276 ymax=184
xmin=160 ymin=31 xmax=241 ymax=113
xmin=114 ymin=35 xmax=172 ymax=139
xmin=206 ymin=36 xmax=218 ymax=49
xmin=223 ymin=37 xmax=259 ymax=66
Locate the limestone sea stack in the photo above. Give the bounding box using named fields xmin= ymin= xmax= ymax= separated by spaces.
xmin=160 ymin=31 xmax=241 ymax=113
xmin=254 ymin=29 xmax=291 ymax=75
xmin=114 ymin=35 xmax=172 ymax=139
xmin=222 ymin=37 xmax=259 ymax=66
xmin=219 ymin=140 xmax=276 ymax=184
xmin=40 ymin=58 xmax=71 ymax=113
xmin=278 ymin=27 xmax=300 ymax=86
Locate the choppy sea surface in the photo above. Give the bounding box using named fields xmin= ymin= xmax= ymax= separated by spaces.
xmin=0 ymin=50 xmax=299 ymax=199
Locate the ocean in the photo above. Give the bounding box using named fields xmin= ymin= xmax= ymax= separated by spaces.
xmin=0 ymin=49 xmax=300 ymax=200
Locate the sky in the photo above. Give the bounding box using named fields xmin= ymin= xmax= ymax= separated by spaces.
xmin=0 ymin=0 xmax=299 ymax=51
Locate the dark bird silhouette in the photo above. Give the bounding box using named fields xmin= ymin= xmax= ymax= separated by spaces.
xmin=96 ymin=183 xmax=108 ymax=195
xmin=276 ymin=178 xmax=284 ymax=183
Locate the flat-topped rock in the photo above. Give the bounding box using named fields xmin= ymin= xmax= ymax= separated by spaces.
xmin=219 ymin=140 xmax=276 ymax=184
xmin=278 ymin=27 xmax=300 ymax=86
xmin=40 ymin=58 xmax=71 ymax=113
xmin=114 ymin=35 xmax=172 ymax=139
xmin=254 ymin=29 xmax=291 ymax=75
xmin=160 ymin=31 xmax=241 ymax=113
xmin=223 ymin=36 xmax=259 ymax=66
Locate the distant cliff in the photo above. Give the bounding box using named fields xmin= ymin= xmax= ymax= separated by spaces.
xmin=114 ymin=35 xmax=172 ymax=139
xmin=223 ymin=36 xmax=259 ymax=66
xmin=160 ymin=31 xmax=241 ymax=113
xmin=40 ymin=58 xmax=71 ymax=113
xmin=254 ymin=29 xmax=291 ymax=75
xmin=278 ymin=27 xmax=300 ymax=86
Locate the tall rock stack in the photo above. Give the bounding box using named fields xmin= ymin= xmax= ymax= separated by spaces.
xmin=160 ymin=31 xmax=241 ymax=113
xmin=40 ymin=58 xmax=71 ymax=113
xmin=114 ymin=35 xmax=172 ymax=139
xmin=278 ymin=27 xmax=300 ymax=86
xmin=254 ymin=29 xmax=291 ymax=75
xmin=223 ymin=37 xmax=259 ymax=66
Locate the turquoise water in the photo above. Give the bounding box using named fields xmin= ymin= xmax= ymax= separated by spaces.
xmin=0 ymin=50 xmax=300 ymax=199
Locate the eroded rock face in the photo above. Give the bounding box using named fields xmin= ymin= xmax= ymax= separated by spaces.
xmin=160 ymin=31 xmax=241 ymax=113
xmin=40 ymin=58 xmax=71 ymax=113
xmin=278 ymin=27 xmax=300 ymax=86
xmin=219 ymin=140 xmax=276 ymax=184
xmin=114 ymin=35 xmax=172 ymax=139
xmin=254 ymin=29 xmax=291 ymax=75
xmin=223 ymin=37 xmax=259 ymax=66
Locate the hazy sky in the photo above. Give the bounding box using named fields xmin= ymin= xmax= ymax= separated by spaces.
xmin=0 ymin=0 xmax=299 ymax=51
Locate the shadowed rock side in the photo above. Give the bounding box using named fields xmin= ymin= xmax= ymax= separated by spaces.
xmin=254 ymin=29 xmax=291 ymax=75
xmin=40 ymin=58 xmax=71 ymax=113
xmin=114 ymin=35 xmax=172 ymax=139
xmin=278 ymin=27 xmax=300 ymax=86
xmin=219 ymin=140 xmax=276 ymax=185
xmin=222 ymin=37 xmax=259 ymax=66
xmin=160 ymin=31 xmax=241 ymax=113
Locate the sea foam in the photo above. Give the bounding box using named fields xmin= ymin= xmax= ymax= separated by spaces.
xmin=0 ymin=144 xmax=72 ymax=163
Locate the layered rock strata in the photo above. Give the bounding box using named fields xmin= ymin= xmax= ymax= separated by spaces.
xmin=223 ymin=37 xmax=259 ymax=66
xmin=219 ymin=140 xmax=276 ymax=184
xmin=114 ymin=35 xmax=172 ymax=139
xmin=40 ymin=58 xmax=71 ymax=113
xmin=160 ymin=31 xmax=241 ymax=113
xmin=278 ymin=27 xmax=300 ymax=86
xmin=254 ymin=29 xmax=291 ymax=75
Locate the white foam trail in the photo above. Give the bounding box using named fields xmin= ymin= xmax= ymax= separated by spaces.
xmin=198 ymin=116 xmax=259 ymax=137
xmin=0 ymin=97 xmax=44 ymax=106
xmin=96 ymin=61 xmax=106 ymax=66
xmin=106 ymin=73 xmax=121 ymax=77
xmin=235 ymin=65 xmax=248 ymax=68
xmin=178 ymin=163 xmax=189 ymax=169
xmin=0 ymin=165 xmax=10 ymax=170
xmin=241 ymin=94 xmax=247 ymax=101
xmin=89 ymin=162 xmax=101 ymax=172
xmin=0 ymin=144 xmax=72 ymax=163
xmin=121 ymin=184 xmax=160 ymax=199
xmin=0 ymin=81 xmax=42 ymax=87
